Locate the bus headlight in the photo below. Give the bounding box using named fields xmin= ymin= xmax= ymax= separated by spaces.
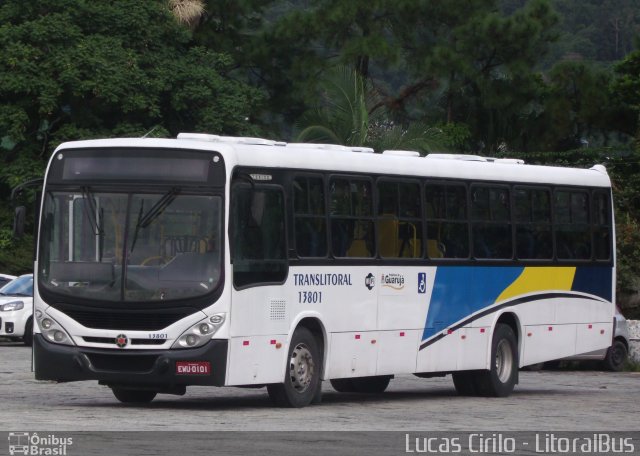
xmin=172 ymin=313 xmax=226 ymax=349
xmin=36 ymin=313 xmax=74 ymax=346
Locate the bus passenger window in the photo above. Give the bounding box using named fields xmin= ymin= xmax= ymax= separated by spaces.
xmin=425 ymin=184 xmax=469 ymax=259
xmin=593 ymin=192 xmax=611 ymax=260
xmin=471 ymin=185 xmax=512 ymax=259
xmin=330 ymin=177 xmax=374 ymax=258
xmin=294 ymin=176 xmax=327 ymax=257
xmin=377 ymin=180 xmax=423 ymax=258
xmin=554 ymin=190 xmax=591 ymax=260
xmin=514 ymin=187 xmax=552 ymax=260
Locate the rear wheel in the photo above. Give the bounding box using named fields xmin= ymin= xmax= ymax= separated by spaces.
xmin=22 ymin=317 xmax=33 ymax=347
xmin=112 ymin=388 xmax=157 ymax=404
xmin=603 ymin=339 xmax=627 ymax=372
xmin=267 ymin=327 xmax=322 ymax=407
xmin=475 ymin=323 xmax=518 ymax=397
xmin=452 ymin=371 xmax=478 ymax=396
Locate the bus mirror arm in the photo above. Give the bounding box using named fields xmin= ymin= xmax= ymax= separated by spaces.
xmin=13 ymin=206 xmax=26 ymax=239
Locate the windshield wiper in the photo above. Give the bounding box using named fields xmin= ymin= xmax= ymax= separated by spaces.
xmin=81 ymin=187 xmax=103 ymax=236
xmin=130 ymin=187 xmax=181 ymax=252
xmin=81 ymin=186 xmax=105 ymax=261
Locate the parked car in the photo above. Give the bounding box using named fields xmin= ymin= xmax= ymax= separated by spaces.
xmin=525 ymin=307 xmax=629 ymax=372
xmin=0 ymin=274 xmax=33 ymax=346
xmin=0 ymin=273 xmax=17 ymax=288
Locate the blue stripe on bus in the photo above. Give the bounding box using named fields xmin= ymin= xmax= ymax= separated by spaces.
xmin=422 ymin=265 xmax=613 ymax=343
xmin=422 ymin=266 xmax=523 ymax=341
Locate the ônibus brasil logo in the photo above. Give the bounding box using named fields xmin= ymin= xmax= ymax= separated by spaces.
xmin=365 ymin=273 xmax=375 ymax=290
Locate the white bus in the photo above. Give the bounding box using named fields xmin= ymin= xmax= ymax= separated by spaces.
xmin=30 ymin=134 xmax=615 ymax=406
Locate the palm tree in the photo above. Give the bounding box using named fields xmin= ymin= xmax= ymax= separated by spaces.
xmin=296 ymin=67 xmax=446 ymax=154
xmin=168 ymin=0 xmax=205 ymax=28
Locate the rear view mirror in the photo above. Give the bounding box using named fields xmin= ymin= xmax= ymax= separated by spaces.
xmin=13 ymin=206 xmax=26 ymax=238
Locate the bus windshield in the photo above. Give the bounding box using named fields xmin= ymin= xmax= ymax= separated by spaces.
xmin=39 ymin=190 xmax=222 ymax=303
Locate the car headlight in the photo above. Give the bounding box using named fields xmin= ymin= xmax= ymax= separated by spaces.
xmin=0 ymin=301 xmax=24 ymax=311
xmin=171 ymin=313 xmax=226 ymax=349
xmin=35 ymin=313 xmax=74 ymax=346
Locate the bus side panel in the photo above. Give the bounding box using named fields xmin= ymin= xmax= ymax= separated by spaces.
xmin=328 ymin=331 xmax=379 ymax=379
xmin=522 ymin=324 xmax=577 ymax=366
xmin=226 ymin=335 xmax=287 ymax=385
xmin=227 ymin=285 xmax=290 ymax=385
xmin=575 ymin=322 xmax=613 ymax=355
xmin=376 ymin=329 xmax=422 ymax=375
xmin=375 ymin=267 xmax=434 ymax=376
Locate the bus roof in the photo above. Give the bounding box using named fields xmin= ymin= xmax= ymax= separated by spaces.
xmin=54 ymin=135 xmax=612 ymax=188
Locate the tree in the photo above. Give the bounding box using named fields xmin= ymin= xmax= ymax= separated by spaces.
xmin=613 ymin=48 xmax=640 ymax=149
xmin=405 ymin=0 xmax=559 ymax=152
xmin=539 ymin=61 xmax=619 ymax=150
xmin=296 ymin=67 xmax=448 ymax=153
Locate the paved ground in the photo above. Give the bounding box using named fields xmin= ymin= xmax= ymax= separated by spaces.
xmin=1 ymin=341 xmax=638 ymax=433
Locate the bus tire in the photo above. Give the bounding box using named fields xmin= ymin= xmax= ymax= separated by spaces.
xmin=452 ymin=371 xmax=478 ymax=396
xmin=475 ymin=323 xmax=518 ymax=397
xmin=267 ymin=327 xmax=321 ymax=408
xmin=111 ymin=388 xmax=157 ymax=403
xmin=603 ymin=339 xmax=627 ymax=372
xmin=22 ymin=317 xmax=33 ymax=347
xmin=350 ymin=375 xmax=392 ymax=393
xmin=330 ymin=378 xmax=356 ymax=393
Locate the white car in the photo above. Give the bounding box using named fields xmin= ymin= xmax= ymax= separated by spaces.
xmin=0 ymin=273 xmax=17 ymax=288
xmin=0 ymin=274 xmax=33 ymax=346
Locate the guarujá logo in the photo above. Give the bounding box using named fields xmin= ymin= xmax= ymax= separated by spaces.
xmin=380 ymin=273 xmax=405 ymax=290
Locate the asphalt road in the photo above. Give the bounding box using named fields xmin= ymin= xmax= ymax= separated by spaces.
xmin=1 ymin=340 xmax=638 ymax=433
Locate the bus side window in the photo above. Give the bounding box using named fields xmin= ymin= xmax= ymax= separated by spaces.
xmin=593 ymin=191 xmax=611 ymax=260
xmin=377 ymin=180 xmax=423 ymax=258
xmin=514 ymin=187 xmax=552 ymax=260
xmin=554 ymin=190 xmax=591 ymax=260
xmin=231 ymin=183 xmax=288 ymax=288
xmin=293 ymin=176 xmax=327 ymax=257
xmin=330 ymin=177 xmax=374 ymax=258
xmin=470 ymin=185 xmax=512 ymax=259
xmin=425 ymin=183 xmax=469 ymax=259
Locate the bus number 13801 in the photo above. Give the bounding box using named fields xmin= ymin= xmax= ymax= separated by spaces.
xmin=298 ymin=291 xmax=322 ymax=304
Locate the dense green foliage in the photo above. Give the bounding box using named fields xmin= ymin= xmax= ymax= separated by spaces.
xmin=1 ymin=0 xmax=640 ymax=314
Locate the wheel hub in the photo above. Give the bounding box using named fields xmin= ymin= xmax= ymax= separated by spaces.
xmin=289 ymin=343 xmax=315 ymax=393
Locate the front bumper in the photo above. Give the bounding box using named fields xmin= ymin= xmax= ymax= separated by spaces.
xmin=34 ymin=334 xmax=228 ymax=387
xmin=0 ymin=311 xmax=28 ymax=337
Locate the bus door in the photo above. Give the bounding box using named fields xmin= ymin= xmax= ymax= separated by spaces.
xmin=227 ymin=177 xmax=290 ymax=385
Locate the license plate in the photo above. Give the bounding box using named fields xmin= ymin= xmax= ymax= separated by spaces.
xmin=176 ymin=361 xmax=211 ymax=375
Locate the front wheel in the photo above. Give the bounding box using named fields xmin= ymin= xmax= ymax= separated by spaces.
xmin=267 ymin=327 xmax=322 ymax=407
xmin=475 ymin=323 xmax=518 ymax=397
xmin=112 ymin=388 xmax=157 ymax=404
xmin=603 ymin=340 xmax=627 ymax=372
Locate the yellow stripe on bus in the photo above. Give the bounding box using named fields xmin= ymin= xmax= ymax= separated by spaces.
xmin=496 ymin=267 xmax=576 ymax=303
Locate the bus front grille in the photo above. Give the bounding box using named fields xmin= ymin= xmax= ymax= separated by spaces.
xmin=54 ymin=306 xmax=195 ymax=331
xmin=83 ymin=337 xmax=166 ymax=346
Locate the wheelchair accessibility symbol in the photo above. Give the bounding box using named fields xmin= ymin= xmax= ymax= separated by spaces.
xmin=418 ymin=272 xmax=427 ymax=294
